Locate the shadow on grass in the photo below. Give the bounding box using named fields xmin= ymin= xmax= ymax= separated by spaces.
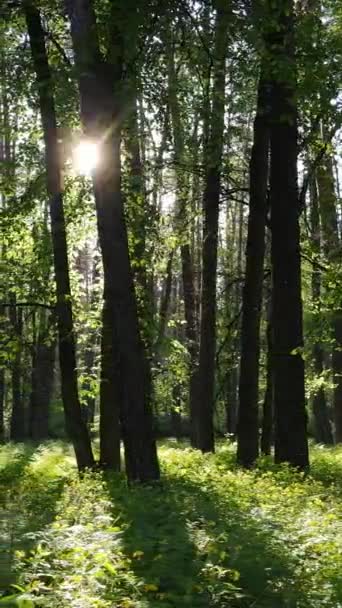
xmin=0 ymin=443 xmax=67 ymax=597
xmin=105 ymin=469 xmax=304 ymax=608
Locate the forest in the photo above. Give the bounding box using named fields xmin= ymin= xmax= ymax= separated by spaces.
xmin=0 ymin=0 xmax=342 ymax=606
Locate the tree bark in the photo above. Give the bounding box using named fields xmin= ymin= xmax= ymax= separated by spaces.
xmin=316 ymin=139 xmax=342 ymax=443
xmin=196 ymin=0 xmax=229 ymax=452
xmin=99 ymin=295 xmax=121 ymax=470
xmin=237 ymin=71 xmax=270 ymax=467
xmin=65 ymin=0 xmax=159 ymax=481
xmin=0 ymin=367 xmax=4 ymax=442
xmin=167 ymin=35 xmax=199 ymax=445
xmin=226 ymin=366 xmax=238 ymax=436
xmin=269 ymin=0 xmax=309 ymax=469
xmin=24 ymin=2 xmax=94 ymax=469
xmin=9 ymin=296 xmax=25 ymax=441
xmin=261 ymin=311 xmax=274 ymax=455
xmin=29 ymin=311 xmax=56 ymax=441
xmin=156 ymin=251 xmax=174 ymax=348
xmin=310 ymin=171 xmax=333 ymax=444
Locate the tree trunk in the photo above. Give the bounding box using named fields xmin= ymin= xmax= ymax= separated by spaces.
xmin=99 ymin=295 xmax=121 ymax=470
xmin=310 ymin=171 xmax=333 ymax=444
xmin=196 ymin=0 xmax=229 ymax=452
xmin=156 ymin=251 xmax=174 ymax=348
xmin=316 ymin=138 xmax=342 ymax=443
xmin=226 ymin=366 xmax=238 ymax=436
xmin=237 ymin=71 xmax=270 ymax=467
xmin=9 ymin=297 xmax=25 ymax=441
xmin=167 ymin=35 xmax=199 ymax=445
xmin=24 ymin=2 xmax=94 ymax=469
xmin=269 ymin=0 xmax=309 ymax=469
xmin=66 ymin=0 xmax=159 ymax=481
xmin=29 ymin=310 xmax=55 ymax=441
xmin=261 ymin=312 xmax=274 ymax=455
xmin=0 ymin=367 xmax=5 ymax=442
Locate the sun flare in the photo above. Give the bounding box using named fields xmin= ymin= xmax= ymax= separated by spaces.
xmin=73 ymin=140 xmax=99 ymax=175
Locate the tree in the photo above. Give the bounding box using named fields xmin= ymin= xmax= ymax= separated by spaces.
xmin=237 ymin=68 xmax=270 ymax=467
xmin=316 ymin=133 xmax=342 ymax=443
xmin=309 ymin=171 xmax=333 ymax=444
xmin=167 ymin=26 xmax=198 ymax=445
xmin=269 ymin=0 xmax=309 ymax=469
xmin=24 ymin=1 xmax=95 ymax=469
xmin=65 ymin=0 xmax=159 ymax=481
xmin=196 ymin=0 xmax=230 ymax=453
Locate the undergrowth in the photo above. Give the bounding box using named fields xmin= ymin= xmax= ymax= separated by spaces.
xmin=1 ymin=441 xmax=342 ymax=607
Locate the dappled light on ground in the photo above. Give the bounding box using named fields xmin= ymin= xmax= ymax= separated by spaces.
xmin=1 ymin=441 xmax=342 ymax=607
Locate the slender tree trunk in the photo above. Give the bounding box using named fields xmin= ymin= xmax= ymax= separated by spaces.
xmin=29 ymin=311 xmax=56 ymax=441
xmin=310 ymin=172 xmax=333 ymax=444
xmin=0 ymin=320 xmax=5 ymax=442
xmin=99 ymin=295 xmax=121 ymax=470
xmin=261 ymin=309 xmax=274 ymax=455
xmin=0 ymin=368 xmax=4 ymax=442
xmin=29 ymin=340 xmax=55 ymax=441
xmin=237 ymin=71 xmax=270 ymax=467
xmin=316 ymin=138 xmax=342 ymax=443
xmin=226 ymin=366 xmax=238 ymax=435
xmin=269 ymin=0 xmax=309 ymax=469
xmin=66 ymin=0 xmax=159 ymax=481
xmin=9 ymin=298 xmax=25 ymax=441
xmin=156 ymin=251 xmax=174 ymax=348
xmin=125 ymin=77 xmax=148 ymax=301
xmin=167 ymin=36 xmax=199 ymax=445
xmin=24 ymin=2 xmax=94 ymax=469
xmin=196 ymin=0 xmax=229 ymax=452
xmin=124 ymin=79 xmax=154 ymax=427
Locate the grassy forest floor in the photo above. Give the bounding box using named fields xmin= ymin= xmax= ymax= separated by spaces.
xmin=1 ymin=441 xmax=342 ymax=608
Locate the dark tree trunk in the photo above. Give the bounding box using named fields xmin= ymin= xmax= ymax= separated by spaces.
xmin=316 ymin=143 xmax=342 ymax=443
xmin=156 ymin=251 xmax=174 ymax=348
xmin=66 ymin=0 xmax=159 ymax=481
xmin=310 ymin=172 xmax=333 ymax=444
xmin=125 ymin=78 xmax=148 ymax=300
xmin=0 ymin=367 xmax=5 ymax=442
xmin=24 ymin=2 xmax=95 ymax=469
xmin=269 ymin=0 xmax=309 ymax=469
xmin=9 ymin=298 xmax=25 ymax=441
xmin=196 ymin=0 xmax=229 ymax=452
xmin=167 ymin=36 xmax=199 ymax=445
xmin=82 ymin=342 xmax=96 ymax=425
xmin=312 ymin=344 xmax=334 ymax=444
xmin=261 ymin=314 xmax=274 ymax=455
xmin=125 ymin=94 xmax=154 ymax=429
xmin=237 ymin=72 xmax=270 ymax=467
xmin=226 ymin=366 xmax=238 ymax=436
xmin=99 ymin=295 xmax=121 ymax=470
xmin=29 ymin=325 xmax=56 ymax=441
xmin=84 ymin=246 xmax=102 ymax=426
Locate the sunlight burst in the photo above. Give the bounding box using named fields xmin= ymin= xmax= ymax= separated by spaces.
xmin=73 ymin=140 xmax=99 ymax=175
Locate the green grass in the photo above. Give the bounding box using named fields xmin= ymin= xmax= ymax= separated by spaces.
xmin=1 ymin=440 xmax=342 ymax=607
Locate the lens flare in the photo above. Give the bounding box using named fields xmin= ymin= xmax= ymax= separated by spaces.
xmin=73 ymin=140 xmax=99 ymax=175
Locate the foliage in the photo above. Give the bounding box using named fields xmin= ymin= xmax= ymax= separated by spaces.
xmin=1 ymin=442 xmax=342 ymax=607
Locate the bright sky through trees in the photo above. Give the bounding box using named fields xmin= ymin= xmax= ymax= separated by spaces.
xmin=73 ymin=140 xmax=100 ymax=175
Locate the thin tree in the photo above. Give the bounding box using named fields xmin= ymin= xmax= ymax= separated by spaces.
xmin=309 ymin=171 xmax=333 ymax=444
xmin=167 ymin=30 xmax=198 ymax=445
xmin=316 ymin=131 xmax=342 ymax=443
xmin=196 ymin=0 xmax=229 ymax=452
xmin=269 ymin=0 xmax=309 ymax=469
xmin=24 ymin=1 xmax=94 ymax=469
xmin=237 ymin=68 xmax=270 ymax=467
